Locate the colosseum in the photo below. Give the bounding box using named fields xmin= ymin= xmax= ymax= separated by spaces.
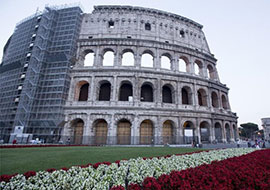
xmin=62 ymin=5 xmax=238 ymax=145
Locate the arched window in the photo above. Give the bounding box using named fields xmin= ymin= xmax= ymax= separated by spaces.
xmin=84 ymin=52 xmax=94 ymax=66
xmin=222 ymin=95 xmax=228 ymax=109
xmin=179 ymin=58 xmax=187 ymax=72
xmin=119 ymin=82 xmax=133 ymax=101
xmin=140 ymin=83 xmax=153 ymax=102
xmin=122 ymin=52 xmax=134 ymax=66
xmin=197 ymin=89 xmax=207 ymax=106
xmin=194 ymin=60 xmax=202 ymax=75
xmin=162 ymin=85 xmax=173 ymax=103
xmin=161 ymin=55 xmax=171 ymax=70
xmin=103 ymin=50 xmax=114 ymax=66
xmin=78 ymin=83 xmax=89 ymax=101
xmin=207 ymin=65 xmax=215 ymax=79
xmin=98 ymin=81 xmax=111 ymax=101
xmin=141 ymin=52 xmax=154 ymax=67
xmin=163 ymin=120 xmax=174 ymax=144
xmin=140 ymin=120 xmax=153 ymax=144
xmin=182 ymin=86 xmax=192 ymax=105
xmin=117 ymin=119 xmax=131 ymax=144
xmin=94 ymin=119 xmax=108 ymax=145
xmin=211 ymin=91 xmax=219 ymax=108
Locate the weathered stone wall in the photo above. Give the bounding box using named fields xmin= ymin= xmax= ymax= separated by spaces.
xmin=63 ymin=5 xmax=238 ymax=145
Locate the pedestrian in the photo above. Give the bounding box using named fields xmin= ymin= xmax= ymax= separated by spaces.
xmin=192 ymin=140 xmax=196 ymax=148
xmin=237 ymin=140 xmax=240 ymax=148
xmin=67 ymin=137 xmax=71 ymax=145
xmin=12 ymin=138 xmax=17 ymax=144
xmin=247 ymin=140 xmax=251 ymax=148
xmin=262 ymin=141 xmax=266 ymax=148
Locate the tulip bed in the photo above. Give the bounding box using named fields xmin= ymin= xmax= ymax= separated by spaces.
xmin=0 ymin=148 xmax=257 ymax=190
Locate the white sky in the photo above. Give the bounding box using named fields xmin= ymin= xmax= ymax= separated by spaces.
xmin=0 ymin=0 xmax=269 ymax=128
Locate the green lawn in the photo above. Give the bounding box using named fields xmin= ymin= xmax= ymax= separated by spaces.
xmin=0 ymin=146 xmax=200 ymax=175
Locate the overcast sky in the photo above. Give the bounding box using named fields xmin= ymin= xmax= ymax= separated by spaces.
xmin=0 ymin=0 xmax=269 ymax=128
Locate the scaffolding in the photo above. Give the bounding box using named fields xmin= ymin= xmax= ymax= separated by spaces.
xmin=0 ymin=6 xmax=83 ymax=143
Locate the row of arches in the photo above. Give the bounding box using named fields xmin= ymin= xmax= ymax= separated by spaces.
xmin=83 ymin=49 xmax=217 ymax=79
xmin=76 ymin=80 xmax=230 ymax=109
xmin=70 ymin=118 xmax=237 ymax=145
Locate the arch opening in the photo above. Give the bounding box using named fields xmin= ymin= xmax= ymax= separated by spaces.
xmin=200 ymin=121 xmax=210 ymax=143
xmin=194 ymin=60 xmax=202 ymax=75
xmin=222 ymin=95 xmax=229 ymax=109
xmin=197 ymin=89 xmax=207 ymax=106
xmin=140 ymin=120 xmax=153 ymax=144
xmin=225 ymin=123 xmax=231 ymax=142
xmin=233 ymin=124 xmax=237 ymax=141
xmin=211 ymin=92 xmax=219 ymax=108
xmin=207 ymin=65 xmax=215 ymax=79
xmin=179 ymin=58 xmax=187 ymax=72
xmin=214 ymin=123 xmax=222 ymax=142
xmin=161 ymin=55 xmax=171 ymax=70
xmin=182 ymin=86 xmax=192 ymax=105
xmin=163 ymin=120 xmax=174 ymax=144
xmin=122 ymin=52 xmax=134 ymax=66
xmin=103 ymin=50 xmax=114 ymax=66
xmin=94 ymin=119 xmax=108 ymax=145
xmin=162 ymin=85 xmax=173 ymax=103
xmin=84 ymin=51 xmax=94 ymax=66
xmin=117 ymin=119 xmax=131 ymax=145
xmin=141 ymin=83 xmax=153 ymax=102
xmin=119 ymin=82 xmax=133 ymax=101
xmin=71 ymin=119 xmax=84 ymax=145
xmin=183 ymin=121 xmax=195 ymax=144
xmin=141 ymin=53 xmax=154 ymax=67
xmin=98 ymin=81 xmax=111 ymax=101
xmin=78 ymin=83 xmax=89 ymax=101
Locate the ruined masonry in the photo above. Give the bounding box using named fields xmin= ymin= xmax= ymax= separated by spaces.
xmin=0 ymin=5 xmax=238 ymax=145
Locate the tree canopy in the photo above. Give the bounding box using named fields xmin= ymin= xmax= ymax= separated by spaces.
xmin=239 ymin=122 xmax=259 ymax=138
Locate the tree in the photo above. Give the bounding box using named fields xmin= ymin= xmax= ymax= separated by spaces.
xmin=239 ymin=122 xmax=259 ymax=139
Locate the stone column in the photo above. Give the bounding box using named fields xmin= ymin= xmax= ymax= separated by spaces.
xmin=114 ymin=46 xmax=120 ymax=67
xmin=155 ymin=48 xmax=161 ymax=71
xmin=230 ymin=124 xmax=235 ymax=142
xmin=112 ymin=75 xmax=117 ymax=102
xmin=158 ymin=116 xmax=162 ymax=145
xmin=211 ymin=119 xmax=215 ymax=142
xmin=195 ymin=118 xmax=201 ymax=144
xmin=207 ymin=88 xmax=212 ymax=109
xmin=177 ymin=117 xmax=183 ymax=144
xmin=83 ymin=115 xmax=91 ymax=144
xmin=193 ymin=83 xmax=199 ymax=109
xmin=89 ymin=76 xmax=95 ymax=101
xmin=135 ymin=52 xmax=141 ymax=69
xmin=156 ymin=78 xmax=162 ymax=107
xmin=222 ymin=121 xmax=227 ymax=143
xmin=132 ymin=114 xmax=139 ymax=145
xmin=107 ymin=114 xmax=116 ymax=145
xmin=94 ymin=47 xmax=100 ymax=68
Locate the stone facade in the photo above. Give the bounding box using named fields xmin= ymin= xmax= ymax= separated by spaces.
xmin=262 ymin=117 xmax=270 ymax=141
xmin=63 ymin=5 xmax=238 ymax=145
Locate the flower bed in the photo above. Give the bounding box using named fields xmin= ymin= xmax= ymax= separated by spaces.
xmin=0 ymin=148 xmax=255 ymax=190
xmin=114 ymin=149 xmax=270 ymax=190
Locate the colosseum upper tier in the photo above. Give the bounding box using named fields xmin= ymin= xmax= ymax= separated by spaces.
xmin=63 ymin=5 xmax=238 ymax=145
